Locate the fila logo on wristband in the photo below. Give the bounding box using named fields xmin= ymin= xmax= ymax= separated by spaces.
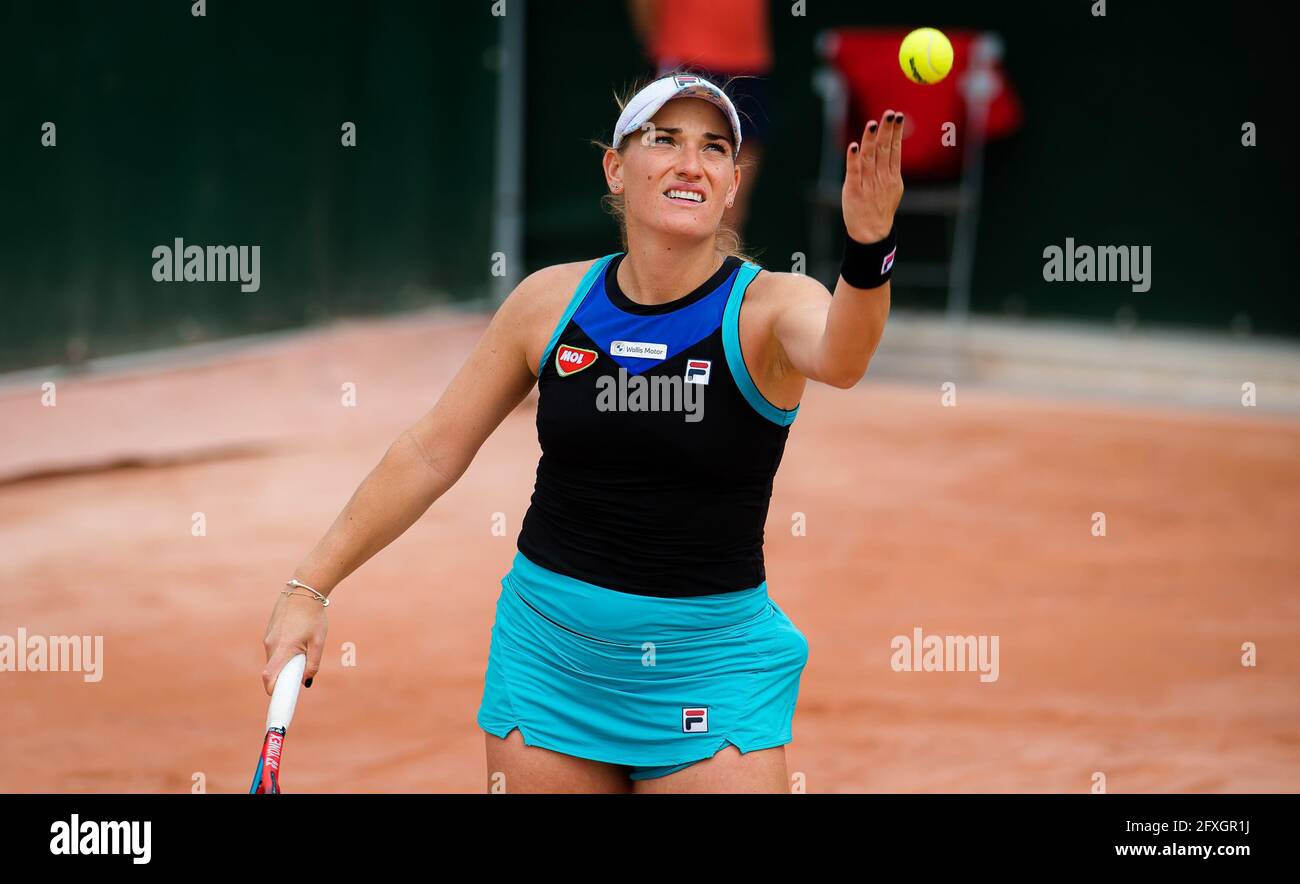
xmin=841 ymin=227 xmax=897 ymax=289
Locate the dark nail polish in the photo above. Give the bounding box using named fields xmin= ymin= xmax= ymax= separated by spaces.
xmin=885 ymin=113 xmax=894 ymax=122
xmin=896 ymin=114 xmax=904 ymax=123
xmin=868 ymin=123 xmax=878 ymax=133
xmin=305 ymin=678 xmax=313 ymax=688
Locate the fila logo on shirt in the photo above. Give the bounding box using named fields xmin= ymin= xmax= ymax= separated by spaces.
xmin=684 ymin=359 xmax=711 ymax=385
xmin=682 ymin=707 xmax=709 ymax=733
xmin=555 ymin=344 xmax=598 ymax=377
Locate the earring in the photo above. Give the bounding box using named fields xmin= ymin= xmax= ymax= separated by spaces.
xmin=611 ymin=184 xmax=622 ymax=193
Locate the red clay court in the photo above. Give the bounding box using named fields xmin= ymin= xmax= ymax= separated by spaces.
xmin=1 ymin=313 xmax=1297 ymax=792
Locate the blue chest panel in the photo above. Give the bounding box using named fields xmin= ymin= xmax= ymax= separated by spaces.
xmin=571 ymin=266 xmax=735 ymax=375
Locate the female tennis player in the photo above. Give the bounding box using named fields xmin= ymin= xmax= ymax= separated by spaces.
xmin=261 ymin=73 xmax=903 ymax=793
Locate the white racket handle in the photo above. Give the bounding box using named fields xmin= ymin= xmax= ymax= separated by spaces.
xmin=267 ymin=654 xmax=307 ymax=731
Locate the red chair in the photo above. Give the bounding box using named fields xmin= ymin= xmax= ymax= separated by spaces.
xmin=810 ymin=28 xmax=1023 ymax=317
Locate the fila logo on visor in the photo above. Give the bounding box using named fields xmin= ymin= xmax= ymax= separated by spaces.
xmin=555 ymin=344 xmax=598 ymax=377
xmin=682 ymin=707 xmax=709 ymax=733
xmin=685 ymin=359 xmax=711 ymax=385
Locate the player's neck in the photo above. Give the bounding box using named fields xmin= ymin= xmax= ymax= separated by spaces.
xmin=619 ymin=235 xmax=725 ymax=308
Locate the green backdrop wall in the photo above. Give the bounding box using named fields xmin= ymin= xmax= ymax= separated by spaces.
xmin=2 ymin=0 xmax=1295 ymax=372
xmin=1 ymin=0 xmax=498 ymax=371
xmin=524 ymin=0 xmax=1298 ymax=336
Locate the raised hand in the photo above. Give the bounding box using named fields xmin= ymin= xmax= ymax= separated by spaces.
xmin=842 ymin=110 xmax=905 ymax=244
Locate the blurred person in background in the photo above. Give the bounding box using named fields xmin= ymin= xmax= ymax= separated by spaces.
xmin=629 ymin=0 xmax=772 ymax=239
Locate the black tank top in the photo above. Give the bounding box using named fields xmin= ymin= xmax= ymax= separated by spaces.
xmin=516 ymin=252 xmax=800 ymax=598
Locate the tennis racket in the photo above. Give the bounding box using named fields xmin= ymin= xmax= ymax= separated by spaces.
xmin=249 ymin=653 xmax=308 ymax=794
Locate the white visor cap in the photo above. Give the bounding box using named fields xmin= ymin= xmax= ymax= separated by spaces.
xmin=611 ymin=74 xmax=742 ymax=157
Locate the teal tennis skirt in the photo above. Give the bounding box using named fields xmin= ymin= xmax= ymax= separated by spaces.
xmin=477 ymin=551 xmax=810 ymax=781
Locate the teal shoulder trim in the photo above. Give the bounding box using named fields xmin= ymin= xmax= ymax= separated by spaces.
xmin=721 ymin=262 xmax=800 ymax=427
xmin=538 ymin=254 xmax=620 ymax=376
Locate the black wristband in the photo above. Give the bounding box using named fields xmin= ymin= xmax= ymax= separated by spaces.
xmin=839 ymin=225 xmax=897 ymax=290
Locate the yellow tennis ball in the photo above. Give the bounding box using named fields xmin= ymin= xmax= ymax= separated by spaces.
xmin=899 ymin=27 xmax=954 ymax=85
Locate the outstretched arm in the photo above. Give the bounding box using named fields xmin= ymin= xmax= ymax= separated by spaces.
xmin=770 ymin=110 xmax=904 ymax=388
xmin=260 ymin=274 xmax=543 ymax=693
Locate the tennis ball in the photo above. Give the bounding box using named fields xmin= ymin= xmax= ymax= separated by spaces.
xmin=899 ymin=27 xmax=954 ymax=85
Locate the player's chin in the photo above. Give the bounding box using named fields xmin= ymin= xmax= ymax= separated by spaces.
xmin=652 ymin=212 xmax=721 ymax=239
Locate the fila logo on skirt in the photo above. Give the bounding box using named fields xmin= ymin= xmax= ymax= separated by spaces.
xmin=682 ymin=707 xmax=709 ymax=733
xmin=555 ymin=344 xmax=598 ymax=377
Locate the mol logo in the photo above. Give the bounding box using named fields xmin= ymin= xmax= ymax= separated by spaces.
xmin=555 ymin=344 xmax=598 ymax=377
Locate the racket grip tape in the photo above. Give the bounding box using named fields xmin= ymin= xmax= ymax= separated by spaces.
xmin=267 ymin=653 xmax=308 ymax=731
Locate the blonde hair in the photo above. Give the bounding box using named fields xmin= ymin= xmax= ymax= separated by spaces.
xmin=592 ymin=69 xmax=760 ymax=265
